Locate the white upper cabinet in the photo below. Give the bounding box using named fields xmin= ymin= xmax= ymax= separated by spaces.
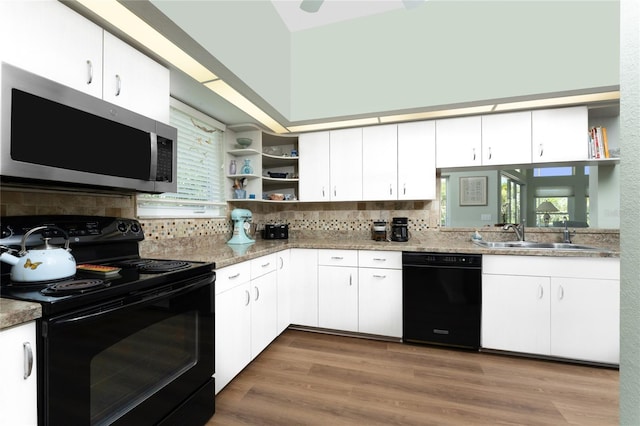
xmin=102 ymin=32 xmax=170 ymax=123
xmin=435 ymin=116 xmax=482 ymax=168
xmin=362 ymin=124 xmax=398 ymax=201
xmin=481 ymin=111 xmax=532 ymax=166
xmin=0 ymin=1 xmax=170 ymax=123
xmin=0 ymin=0 xmax=104 ymax=98
xmin=299 ymin=131 xmax=331 ymax=202
xmin=329 ymin=128 xmax=363 ymax=201
xmin=398 ymin=121 xmax=436 ymax=200
xmin=532 ymin=106 xmax=589 ymax=163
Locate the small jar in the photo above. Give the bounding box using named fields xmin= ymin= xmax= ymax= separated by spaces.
xmin=229 ymin=159 xmax=236 ymax=175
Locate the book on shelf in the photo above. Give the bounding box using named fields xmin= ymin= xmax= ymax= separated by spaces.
xmin=588 ymin=126 xmax=610 ymax=159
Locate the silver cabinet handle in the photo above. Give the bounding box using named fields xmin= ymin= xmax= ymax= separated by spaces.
xmin=115 ymin=74 xmax=121 ymax=96
xmin=322 ymin=186 xmax=325 ymax=197
xmin=86 ymin=60 xmax=93 ymax=85
xmin=403 ymin=183 xmax=406 ymax=195
xmin=558 ymin=285 xmax=564 ymax=300
xmin=389 ymin=184 xmax=392 ymax=195
xmin=261 ymin=262 xmax=271 ymax=268
xmin=349 ymin=274 xmax=352 ymax=286
xmin=254 ymin=286 xmax=260 ymax=301
xmin=331 ymin=256 xmax=344 ymax=260
xmin=539 ymin=143 xmax=544 ymax=157
xmin=23 ymin=342 xmax=33 ymax=379
xmin=245 ymin=289 xmax=250 ymax=306
xmin=472 ymin=147 xmax=476 ymax=161
xmin=279 ymin=257 xmax=284 ymax=270
xmin=538 ymin=285 xmax=544 ymax=299
xmin=488 ymin=147 xmax=492 ymax=160
xmin=372 ymin=258 xmax=387 ymax=262
xmin=228 ymin=273 xmax=241 ymax=280
xmin=372 ymin=274 xmax=386 ymax=279
xmin=334 ymin=186 xmax=337 ymax=197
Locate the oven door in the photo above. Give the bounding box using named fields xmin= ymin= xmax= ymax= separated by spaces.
xmin=39 ymin=273 xmax=215 ymax=426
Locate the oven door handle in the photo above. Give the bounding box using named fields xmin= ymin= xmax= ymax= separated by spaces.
xmin=53 ymin=277 xmax=213 ymax=325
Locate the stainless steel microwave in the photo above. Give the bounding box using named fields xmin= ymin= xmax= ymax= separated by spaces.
xmin=0 ymin=62 xmax=177 ymax=193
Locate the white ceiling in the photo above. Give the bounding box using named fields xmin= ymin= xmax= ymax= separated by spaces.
xmin=271 ymin=0 xmax=418 ymax=32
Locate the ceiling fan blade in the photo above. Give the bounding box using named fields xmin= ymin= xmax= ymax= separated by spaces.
xmin=300 ymin=0 xmax=324 ymax=13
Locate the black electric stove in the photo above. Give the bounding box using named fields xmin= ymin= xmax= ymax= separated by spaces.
xmin=0 ymin=215 xmax=215 ymax=315
xmin=0 ymin=215 xmax=216 ymax=426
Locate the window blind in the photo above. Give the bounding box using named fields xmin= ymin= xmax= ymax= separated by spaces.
xmin=137 ymin=99 xmax=226 ymax=218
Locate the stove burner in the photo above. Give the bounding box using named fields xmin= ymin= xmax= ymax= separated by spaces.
xmin=140 ymin=260 xmax=190 ymax=273
xmin=41 ymin=279 xmax=110 ymax=295
xmin=112 ymin=259 xmax=191 ymax=273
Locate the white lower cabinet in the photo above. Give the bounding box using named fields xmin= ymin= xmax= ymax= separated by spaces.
xmin=290 ymin=249 xmax=319 ymax=327
xmin=358 ymin=251 xmax=403 ymax=338
xmin=482 ymin=255 xmax=619 ymax=364
xmin=318 ymin=249 xmax=359 ymax=332
xmin=276 ymin=250 xmax=291 ymax=334
xmin=214 ymin=254 xmax=277 ymax=394
xmin=0 ymin=321 xmax=37 ymax=426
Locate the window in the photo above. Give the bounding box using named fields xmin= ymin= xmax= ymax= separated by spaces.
xmin=137 ymin=99 xmax=226 ymax=218
xmin=500 ymin=173 xmax=523 ymax=224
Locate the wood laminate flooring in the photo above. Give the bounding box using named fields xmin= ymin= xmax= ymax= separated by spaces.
xmin=207 ymin=330 xmax=619 ymax=425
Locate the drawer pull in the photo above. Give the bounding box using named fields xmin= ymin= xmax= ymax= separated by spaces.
xmin=372 ymin=258 xmax=387 ymax=262
xmin=331 ymin=256 xmax=344 ymax=260
xmin=255 ymin=286 xmax=260 ymax=301
xmin=23 ymin=342 xmax=33 ymax=379
xmin=261 ymin=262 xmax=271 ymax=268
xmin=86 ymin=60 xmax=93 ymax=85
xmin=372 ymin=274 xmax=386 ymax=279
xmin=558 ymin=285 xmax=564 ymax=300
xmin=245 ymin=290 xmax=250 ymax=306
xmin=228 ymin=273 xmax=241 ymax=279
xmin=538 ymin=285 xmax=544 ymax=299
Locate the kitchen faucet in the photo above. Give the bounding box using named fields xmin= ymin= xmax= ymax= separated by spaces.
xmin=562 ymin=218 xmax=574 ymax=243
xmin=503 ymin=222 xmax=525 ymax=241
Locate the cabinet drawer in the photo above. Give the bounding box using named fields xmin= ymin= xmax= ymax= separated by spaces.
xmin=358 ymin=250 xmax=402 ymax=269
xmin=216 ymin=262 xmax=251 ymax=294
xmin=251 ymin=254 xmax=277 ymax=279
xmin=318 ymin=249 xmax=358 ymax=267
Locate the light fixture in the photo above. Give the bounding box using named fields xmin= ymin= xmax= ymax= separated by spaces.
xmin=287 ymin=117 xmax=380 ymax=133
xmin=204 ymin=80 xmax=288 ymax=134
xmin=379 ymin=105 xmax=495 ymax=124
xmin=300 ymin=0 xmax=324 ymax=13
xmin=493 ymin=91 xmax=620 ymax=112
xmin=536 ymin=200 xmax=559 ymax=227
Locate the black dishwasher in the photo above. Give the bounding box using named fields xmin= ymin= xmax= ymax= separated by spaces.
xmin=402 ymin=252 xmax=482 ymax=349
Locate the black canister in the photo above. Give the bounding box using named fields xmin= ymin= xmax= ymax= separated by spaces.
xmin=391 ymin=217 xmax=409 ymax=242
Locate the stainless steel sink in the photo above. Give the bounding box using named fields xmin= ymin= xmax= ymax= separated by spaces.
xmin=472 ymin=240 xmax=608 ymax=251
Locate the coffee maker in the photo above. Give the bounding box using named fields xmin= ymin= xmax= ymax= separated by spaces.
xmin=228 ymin=208 xmax=255 ymax=244
xmin=371 ymin=220 xmax=387 ymax=241
xmin=390 ymin=217 xmax=409 ymax=242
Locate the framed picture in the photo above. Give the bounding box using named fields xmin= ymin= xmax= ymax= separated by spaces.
xmin=460 ymin=176 xmax=488 ymax=206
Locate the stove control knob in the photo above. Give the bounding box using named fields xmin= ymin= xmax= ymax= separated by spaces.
xmin=1 ymin=225 xmax=13 ymax=239
xmin=117 ymin=222 xmax=129 ymax=233
xmin=130 ymin=222 xmax=141 ymax=234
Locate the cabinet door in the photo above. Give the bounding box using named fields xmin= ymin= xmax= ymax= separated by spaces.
xmin=299 ymin=132 xmax=330 ymax=202
xmin=214 ymin=283 xmax=251 ymax=394
xmin=276 ymin=250 xmax=291 ymax=334
xmin=0 ymin=0 xmax=103 ymax=97
xmin=290 ymin=249 xmax=318 ymax=327
xmin=481 ymin=274 xmax=550 ymax=355
xmin=250 ymin=271 xmax=278 ymax=358
xmin=358 ymin=268 xmax=402 ymax=337
xmin=481 ymin=111 xmax=532 ymax=166
xmin=362 ymin=124 xmax=397 ymax=201
xmin=318 ymin=266 xmax=359 ymax=332
xmin=551 ymin=278 xmax=619 ymax=364
xmin=532 ymin=106 xmax=588 ymax=163
xmin=435 ymin=116 xmax=482 ymax=168
xmin=329 ymin=128 xmax=363 ymax=201
xmin=0 ymin=321 xmax=37 ymax=426
xmin=398 ymin=121 xmax=436 ymax=200
xmin=103 ymin=32 xmax=170 ymax=123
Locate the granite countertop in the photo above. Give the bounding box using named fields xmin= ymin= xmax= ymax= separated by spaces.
xmin=0 ymin=299 xmax=41 ymax=330
xmin=145 ymin=236 xmax=620 ymax=270
xmin=1 ymin=234 xmax=619 ymax=329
